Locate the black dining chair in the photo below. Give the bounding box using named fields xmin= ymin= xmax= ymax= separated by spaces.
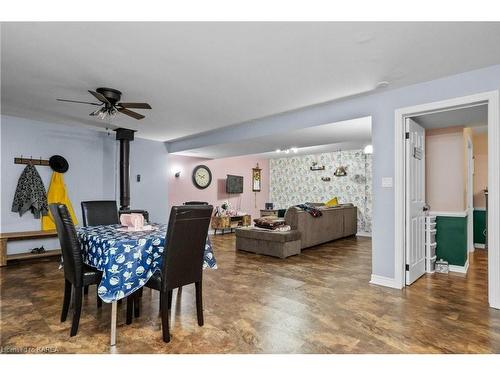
xmin=80 ymin=200 xmax=120 ymax=296
xmin=81 ymin=200 xmax=120 ymax=227
xmin=50 ymin=203 xmax=103 ymax=337
xmin=134 ymin=205 xmax=213 ymax=342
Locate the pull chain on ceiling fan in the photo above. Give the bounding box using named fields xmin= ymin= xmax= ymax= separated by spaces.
xmin=57 ymin=87 xmax=152 ymax=120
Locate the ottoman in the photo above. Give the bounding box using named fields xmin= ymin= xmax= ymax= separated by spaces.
xmin=235 ymin=227 xmax=301 ymax=259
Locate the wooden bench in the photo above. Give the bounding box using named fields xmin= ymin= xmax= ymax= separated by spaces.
xmin=0 ymin=230 xmax=60 ymax=266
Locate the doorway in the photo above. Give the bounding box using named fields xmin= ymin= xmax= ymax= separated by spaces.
xmin=394 ymin=91 xmax=500 ymax=309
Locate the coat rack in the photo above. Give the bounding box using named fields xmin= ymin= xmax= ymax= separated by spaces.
xmin=14 ymin=156 xmax=50 ymax=166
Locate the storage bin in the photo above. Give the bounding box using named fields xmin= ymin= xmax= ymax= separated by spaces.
xmin=428 ymin=256 xmax=437 ymax=273
xmin=435 ymin=259 xmax=449 ymax=274
xmin=429 ymin=242 xmax=437 ymax=258
xmin=428 ymin=230 xmax=436 ymax=244
xmin=425 ymin=215 xmax=437 ymax=273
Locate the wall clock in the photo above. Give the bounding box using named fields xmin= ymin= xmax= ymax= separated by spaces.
xmin=252 ymin=163 xmax=262 ymax=192
xmin=192 ymin=165 xmax=212 ymax=189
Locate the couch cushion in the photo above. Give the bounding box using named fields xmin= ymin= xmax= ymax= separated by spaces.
xmin=235 ymin=227 xmax=301 ymax=242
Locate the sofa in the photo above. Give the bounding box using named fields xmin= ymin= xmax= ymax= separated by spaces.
xmin=284 ymin=203 xmax=357 ymax=249
xmin=235 ymin=203 xmax=357 ymax=258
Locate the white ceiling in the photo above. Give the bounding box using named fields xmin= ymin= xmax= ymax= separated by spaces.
xmin=2 ymin=22 xmax=500 ymax=141
xmin=176 ymin=116 xmax=371 ymax=159
xmin=413 ymin=104 xmax=488 ymax=129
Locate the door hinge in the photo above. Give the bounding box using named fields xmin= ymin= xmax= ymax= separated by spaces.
xmin=405 ymin=264 xmax=410 ymax=271
xmin=405 ymin=132 xmax=410 ymax=139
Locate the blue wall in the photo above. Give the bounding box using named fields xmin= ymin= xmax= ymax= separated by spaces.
xmin=0 ymin=115 xmax=168 ymax=255
xmin=167 ymin=64 xmax=500 ymax=280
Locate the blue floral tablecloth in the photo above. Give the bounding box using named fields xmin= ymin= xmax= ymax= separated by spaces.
xmin=77 ymin=224 xmax=217 ymax=303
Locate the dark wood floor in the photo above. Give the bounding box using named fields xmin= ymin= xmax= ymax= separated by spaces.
xmin=1 ymin=234 xmax=499 ymax=353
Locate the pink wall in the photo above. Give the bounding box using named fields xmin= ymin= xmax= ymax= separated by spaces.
xmin=168 ymin=154 xmax=269 ymax=220
xmin=425 ymin=127 xmax=466 ymax=212
xmin=473 ymin=132 xmax=488 ymax=208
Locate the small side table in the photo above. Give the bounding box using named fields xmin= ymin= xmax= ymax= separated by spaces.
xmin=211 ymin=215 xmax=251 ymax=235
xmin=260 ymin=209 xmax=278 ymax=218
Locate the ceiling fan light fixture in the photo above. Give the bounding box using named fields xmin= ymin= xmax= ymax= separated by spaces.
xmin=97 ymin=108 xmax=108 ymax=120
xmin=58 ymin=87 xmax=151 ymax=121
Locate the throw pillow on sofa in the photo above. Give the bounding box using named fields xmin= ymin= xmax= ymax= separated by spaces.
xmin=325 ymin=197 xmax=339 ymax=207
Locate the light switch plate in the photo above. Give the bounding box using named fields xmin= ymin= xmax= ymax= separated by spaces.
xmin=382 ymin=177 xmax=393 ymax=188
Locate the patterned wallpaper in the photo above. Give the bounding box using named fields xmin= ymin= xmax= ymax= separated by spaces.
xmin=270 ymin=150 xmax=372 ymax=233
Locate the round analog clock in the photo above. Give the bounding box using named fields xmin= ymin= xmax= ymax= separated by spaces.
xmin=192 ymin=165 xmax=212 ymax=189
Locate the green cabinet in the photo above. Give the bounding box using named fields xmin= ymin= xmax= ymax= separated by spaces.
xmin=473 ymin=209 xmax=486 ymax=245
xmin=435 ymin=215 xmax=468 ymax=267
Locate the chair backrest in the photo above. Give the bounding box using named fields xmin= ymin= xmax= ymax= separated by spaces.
xmin=81 ymin=200 xmax=119 ymax=226
xmin=161 ymin=205 xmax=213 ymax=291
xmin=49 ymin=203 xmax=84 ymax=286
xmin=184 ymin=201 xmax=209 ymax=205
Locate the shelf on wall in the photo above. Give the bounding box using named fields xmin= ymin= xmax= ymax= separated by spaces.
xmin=310 ymin=166 xmax=325 ymax=171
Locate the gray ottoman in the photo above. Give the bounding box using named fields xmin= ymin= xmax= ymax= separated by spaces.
xmin=235 ymin=227 xmax=301 ymax=259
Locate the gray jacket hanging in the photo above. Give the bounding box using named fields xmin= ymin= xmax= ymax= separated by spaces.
xmin=11 ymin=164 xmax=49 ymax=218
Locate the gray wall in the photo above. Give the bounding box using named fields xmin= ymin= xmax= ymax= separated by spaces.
xmin=0 ymin=115 xmax=168 ymax=254
xmin=167 ymin=64 xmax=500 ymax=279
xmin=128 ymin=137 xmax=169 ymax=223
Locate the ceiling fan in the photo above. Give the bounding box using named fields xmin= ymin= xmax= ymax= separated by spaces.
xmin=57 ymin=87 xmax=151 ymax=120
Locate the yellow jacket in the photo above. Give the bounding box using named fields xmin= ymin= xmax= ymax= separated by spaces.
xmin=42 ymin=172 xmax=78 ymax=230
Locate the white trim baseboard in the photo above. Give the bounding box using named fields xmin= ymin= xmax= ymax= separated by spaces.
xmin=449 ymin=259 xmax=469 ymax=274
xmin=475 ymin=243 xmax=486 ymax=249
xmin=429 ymin=211 xmax=468 ymax=218
xmin=370 ymin=274 xmax=402 ymax=289
xmin=356 ymin=231 xmax=372 ymax=238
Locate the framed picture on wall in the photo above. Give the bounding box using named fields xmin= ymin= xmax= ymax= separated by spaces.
xmin=252 ymin=164 xmax=262 ymax=192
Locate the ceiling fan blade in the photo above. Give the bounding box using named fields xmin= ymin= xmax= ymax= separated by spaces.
xmin=117 ymin=102 xmax=152 ymax=109
xmin=88 ymin=90 xmax=111 ymax=105
xmin=117 ymin=107 xmax=145 ymax=120
xmin=57 ymin=98 xmax=101 ymax=106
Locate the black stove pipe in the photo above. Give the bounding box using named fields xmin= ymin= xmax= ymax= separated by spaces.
xmin=115 ymin=128 xmax=135 ymax=211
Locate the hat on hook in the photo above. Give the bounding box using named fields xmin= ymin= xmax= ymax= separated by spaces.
xmin=49 ymin=155 xmax=69 ymax=173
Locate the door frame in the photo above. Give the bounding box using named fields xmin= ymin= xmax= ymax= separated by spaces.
xmin=466 ymin=136 xmax=474 ymax=255
xmin=394 ymin=90 xmax=500 ymax=309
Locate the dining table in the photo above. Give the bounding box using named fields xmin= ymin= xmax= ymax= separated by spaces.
xmin=77 ymin=223 xmax=217 ymax=346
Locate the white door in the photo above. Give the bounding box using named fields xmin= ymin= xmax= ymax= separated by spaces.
xmin=405 ymin=118 xmax=426 ymax=285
